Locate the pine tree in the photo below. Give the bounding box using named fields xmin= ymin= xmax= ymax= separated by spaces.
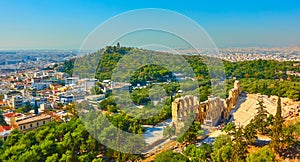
xmin=231 ymin=127 xmax=248 ymax=161
xmin=244 ymin=122 xmax=257 ymax=145
xmin=274 ymin=97 xmax=284 ymax=129
xmin=252 ymin=99 xmax=269 ymax=135
xmin=270 ymin=96 xmax=284 ymax=155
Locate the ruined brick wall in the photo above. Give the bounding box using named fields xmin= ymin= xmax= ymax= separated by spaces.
xmin=195 ymin=102 xmax=208 ymax=124
xmin=203 ymin=96 xmax=226 ymax=126
xmin=225 ymin=80 xmax=242 ymax=117
xmin=172 ymin=95 xmax=199 ymax=133
xmin=171 ymin=80 xmax=242 ymax=132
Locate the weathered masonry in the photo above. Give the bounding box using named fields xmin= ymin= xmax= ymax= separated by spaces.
xmin=172 ymin=80 xmax=242 ymax=133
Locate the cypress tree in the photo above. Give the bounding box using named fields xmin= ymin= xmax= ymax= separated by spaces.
xmin=34 ymin=100 xmax=39 ymax=115
xmin=0 ymin=110 xmax=8 ymax=126
xmin=24 ymin=101 xmax=32 ymax=113
xmin=270 ymin=96 xmax=284 ymax=155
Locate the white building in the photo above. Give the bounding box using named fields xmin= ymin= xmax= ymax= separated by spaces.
xmin=65 ymin=77 xmax=79 ymax=86
xmin=60 ymin=95 xmax=74 ymax=104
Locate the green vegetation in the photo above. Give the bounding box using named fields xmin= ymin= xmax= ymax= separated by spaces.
xmin=62 ymin=46 xmax=300 ymax=101
xmin=270 ymin=97 xmax=285 ymax=155
xmin=0 ymin=119 xmax=103 ymax=162
xmin=98 ymin=94 xmax=172 ymax=125
xmin=34 ymin=101 xmax=39 ymax=115
xmin=183 ymin=143 xmax=212 ymax=162
xmin=163 ymin=126 xmax=175 ymax=138
xmin=0 ymin=116 xmax=143 ymax=161
xmin=246 ymin=146 xmax=275 ymax=162
xmin=24 ymin=101 xmax=32 ymax=113
xmin=2 ymin=46 xmax=298 ymax=161
xmin=154 ymin=150 xmax=188 ymax=162
xmin=250 ymin=100 xmax=272 ymax=135
xmin=177 ymin=121 xmax=202 ymax=144
xmin=225 ymin=59 xmax=299 ymax=80
xmin=155 ymin=99 xmax=300 ymax=162
xmin=90 ymin=86 xmax=103 ymax=95
xmin=239 ymin=78 xmax=300 ymax=100
xmin=210 ymin=135 xmax=233 ymax=162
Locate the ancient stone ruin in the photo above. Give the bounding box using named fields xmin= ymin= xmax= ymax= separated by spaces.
xmin=172 ymin=95 xmax=199 ymax=134
xmin=171 ymin=80 xmax=242 ymax=134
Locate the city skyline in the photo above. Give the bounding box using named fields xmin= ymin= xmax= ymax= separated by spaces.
xmin=0 ymin=0 xmax=300 ymax=49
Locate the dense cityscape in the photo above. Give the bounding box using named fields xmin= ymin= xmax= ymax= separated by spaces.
xmin=0 ymin=46 xmax=299 ymax=161
xmin=1 ymin=1 xmax=300 ymax=162
xmin=166 ymin=47 xmax=300 ymax=62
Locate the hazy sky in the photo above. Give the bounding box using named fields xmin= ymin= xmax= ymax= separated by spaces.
xmin=0 ymin=0 xmax=300 ymax=49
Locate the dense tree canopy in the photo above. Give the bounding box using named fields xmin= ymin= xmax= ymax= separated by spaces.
xmin=154 ymin=150 xmax=188 ymax=162
xmin=0 ymin=119 xmax=103 ymax=162
xmin=62 ymin=46 xmax=300 ymax=101
xmin=246 ymin=146 xmax=275 ymax=162
xmin=13 ymin=46 xmax=297 ymax=161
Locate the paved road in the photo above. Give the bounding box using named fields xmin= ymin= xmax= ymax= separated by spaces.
xmin=143 ymin=140 xmax=179 ymax=162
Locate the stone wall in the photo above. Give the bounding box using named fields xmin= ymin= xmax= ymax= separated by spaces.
xmin=172 ymin=95 xmax=199 ymax=134
xmin=171 ymin=80 xmax=242 ymax=133
xmin=203 ymin=96 xmax=226 ymax=126
xmin=224 ymin=80 xmax=242 ymax=118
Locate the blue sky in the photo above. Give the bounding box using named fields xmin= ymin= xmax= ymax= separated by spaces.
xmin=0 ymin=0 xmax=300 ymax=49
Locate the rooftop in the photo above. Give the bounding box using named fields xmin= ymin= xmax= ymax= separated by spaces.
xmin=17 ymin=114 xmax=51 ymax=125
xmin=0 ymin=100 xmax=7 ymax=104
xmin=0 ymin=125 xmax=11 ymax=132
xmin=3 ymin=112 xmax=15 ymax=118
